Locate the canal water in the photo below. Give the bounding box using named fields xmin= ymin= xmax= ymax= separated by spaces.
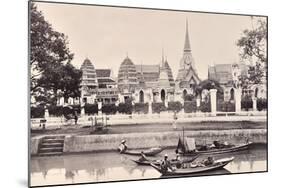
xmin=30 ymin=144 xmax=267 ymax=187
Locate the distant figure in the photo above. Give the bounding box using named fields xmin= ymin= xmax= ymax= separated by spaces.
xmin=39 ymin=119 xmax=47 ymax=130
xmin=160 ymin=154 xmax=174 ymax=173
xmin=118 ymin=140 xmax=128 ymax=153
xmin=139 ymin=151 xmax=148 ymax=162
xmin=172 ymin=111 xmax=178 ymax=130
xmin=74 ymin=111 xmax=78 ymax=125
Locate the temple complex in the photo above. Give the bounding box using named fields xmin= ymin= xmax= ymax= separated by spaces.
xmin=80 ymin=20 xmax=201 ymax=105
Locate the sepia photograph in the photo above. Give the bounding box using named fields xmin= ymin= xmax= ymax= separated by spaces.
xmin=29 ymin=1 xmax=268 ymax=187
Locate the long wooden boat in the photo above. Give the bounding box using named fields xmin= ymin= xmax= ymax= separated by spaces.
xmin=177 ymin=128 xmax=253 ymax=156
xmin=180 ymin=142 xmax=252 ymax=156
xmin=130 ymin=155 xmax=199 ymax=166
xmin=122 ymin=147 xmax=164 ymax=156
xmin=150 ymin=157 xmax=234 ymax=176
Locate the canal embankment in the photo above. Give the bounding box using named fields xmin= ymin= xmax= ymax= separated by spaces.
xmin=31 ymin=128 xmax=267 ymax=156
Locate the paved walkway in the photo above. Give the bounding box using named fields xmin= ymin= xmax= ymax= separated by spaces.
xmin=31 ymin=116 xmax=266 ymax=137
xmin=31 ymin=111 xmax=266 ymax=130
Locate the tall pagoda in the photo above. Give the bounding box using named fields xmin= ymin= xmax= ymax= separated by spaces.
xmin=176 ymin=20 xmax=200 ymax=90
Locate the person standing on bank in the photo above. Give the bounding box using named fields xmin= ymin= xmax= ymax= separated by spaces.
xmin=74 ymin=110 xmax=78 ymax=125
xmin=172 ymin=111 xmax=178 ymax=130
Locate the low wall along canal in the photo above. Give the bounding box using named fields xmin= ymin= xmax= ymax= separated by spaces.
xmin=31 ymin=129 xmax=267 ymax=155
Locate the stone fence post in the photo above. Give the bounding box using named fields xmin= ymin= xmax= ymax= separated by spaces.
xmin=98 ymin=102 xmax=102 ymax=115
xmin=252 ymin=97 xmax=257 ymax=111
xmin=196 ymin=97 xmax=201 ymax=112
xmin=80 ymin=102 xmax=85 ymax=116
xmin=210 ymin=89 xmax=217 ymax=115
xmin=44 ymin=105 xmax=49 ymax=118
xmin=148 ymin=101 xmax=152 ymax=114
xmin=235 ymin=88 xmax=242 ymax=113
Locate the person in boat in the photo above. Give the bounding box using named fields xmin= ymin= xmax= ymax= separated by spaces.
xmin=160 ymin=154 xmax=174 ymax=173
xmin=203 ymin=156 xmax=215 ymax=166
xmin=175 ymin=153 xmax=181 ymax=161
xmin=174 ymin=153 xmax=183 ymax=169
xmin=118 ymin=140 xmax=128 ymax=153
xmin=138 ymin=151 xmax=148 ymax=162
xmin=213 ymin=140 xmax=229 ymax=149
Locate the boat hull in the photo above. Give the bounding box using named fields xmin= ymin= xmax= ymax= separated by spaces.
xmin=150 ymin=157 xmax=234 ymax=176
xmin=122 ymin=147 xmax=164 ymax=156
xmin=130 ymin=155 xmax=199 ymax=166
xmin=181 ymin=142 xmax=252 ymax=156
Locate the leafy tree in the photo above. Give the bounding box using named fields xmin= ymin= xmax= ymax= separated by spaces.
xmin=237 ymin=18 xmax=267 ymax=88
xmin=37 ymin=62 xmax=82 ymax=104
xmin=118 ymin=103 xmax=133 ymax=114
xmin=134 ymin=103 xmax=149 ymax=114
xmin=183 ymin=101 xmax=196 ymax=113
xmin=152 ymin=102 xmax=166 ymax=114
xmin=196 ymin=79 xmax=224 ymax=100
xmin=167 ymin=102 xmax=182 ymax=112
xmin=84 ymin=104 xmax=99 ymax=115
xmin=60 ymin=63 xmax=82 ymax=101
xmin=30 ymin=3 xmax=81 ymax=105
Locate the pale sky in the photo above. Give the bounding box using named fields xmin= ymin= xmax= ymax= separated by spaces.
xmin=35 ymin=2 xmax=265 ymax=80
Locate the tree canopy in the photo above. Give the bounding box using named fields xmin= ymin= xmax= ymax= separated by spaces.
xmin=195 ymin=79 xmax=224 ymax=100
xmin=237 ymin=18 xmax=267 ymax=88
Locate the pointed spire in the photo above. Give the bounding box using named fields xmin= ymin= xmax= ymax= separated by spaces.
xmin=139 ymin=60 xmax=145 ymax=85
xmin=183 ymin=18 xmax=191 ymax=52
xmin=161 ymin=48 xmax=165 ymax=68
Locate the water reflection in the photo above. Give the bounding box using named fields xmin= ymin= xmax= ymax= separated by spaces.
xmin=31 ymin=144 xmax=267 ymax=187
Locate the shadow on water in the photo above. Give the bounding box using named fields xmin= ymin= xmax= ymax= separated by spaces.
xmin=160 ymin=168 xmax=232 ymax=179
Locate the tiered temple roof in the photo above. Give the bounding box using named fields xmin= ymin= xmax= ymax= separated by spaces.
xmin=208 ymin=63 xmax=248 ymax=86
xmin=96 ymin=69 xmax=112 ymax=78
xmin=96 ymin=69 xmax=116 ymax=85
xmin=117 ymin=56 xmax=138 ymax=93
xmin=163 ymin=59 xmax=175 ymax=87
xmin=158 ymin=55 xmax=175 ymax=88
xmin=135 ymin=64 xmax=160 ymax=83
xmin=80 ymin=59 xmax=117 ymax=89
xmin=80 ymin=58 xmax=98 ymax=88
